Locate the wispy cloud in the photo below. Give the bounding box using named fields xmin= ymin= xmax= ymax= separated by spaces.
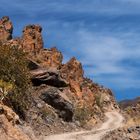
xmin=46 ymin=24 xmax=140 ymax=92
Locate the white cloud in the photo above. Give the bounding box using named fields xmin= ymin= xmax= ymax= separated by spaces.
xmin=48 ymin=26 xmax=140 ymax=90
xmin=59 ymin=29 xmax=139 ymax=75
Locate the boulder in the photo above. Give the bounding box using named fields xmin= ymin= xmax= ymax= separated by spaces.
xmin=0 ymin=104 xmax=31 ymax=140
xmin=40 ymin=87 xmax=73 ymax=121
xmin=31 ymin=68 xmax=68 ymax=87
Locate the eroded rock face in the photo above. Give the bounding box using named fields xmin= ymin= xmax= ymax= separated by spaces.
xmin=60 ymin=58 xmax=95 ymax=106
xmin=40 ymin=87 xmax=73 ymax=121
xmin=22 ymin=25 xmax=43 ymax=53
xmin=61 ymin=57 xmax=84 ymax=82
xmin=0 ymin=16 xmax=13 ymax=42
xmin=0 ymin=104 xmax=31 ymax=140
xmin=31 ymin=68 xmax=68 ymax=87
xmin=34 ymin=47 xmax=63 ymax=69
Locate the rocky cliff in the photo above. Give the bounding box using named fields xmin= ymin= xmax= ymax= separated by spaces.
xmin=0 ymin=16 xmax=119 ymax=139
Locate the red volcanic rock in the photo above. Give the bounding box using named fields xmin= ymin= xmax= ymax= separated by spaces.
xmin=0 ymin=104 xmax=31 ymax=140
xmin=60 ymin=57 xmax=95 ymax=107
xmin=21 ymin=25 xmax=43 ymax=53
xmin=60 ymin=57 xmax=84 ymax=82
xmin=32 ymin=47 xmax=63 ymax=69
xmin=3 ymin=38 xmax=22 ymax=48
xmin=0 ymin=16 xmax=13 ymax=42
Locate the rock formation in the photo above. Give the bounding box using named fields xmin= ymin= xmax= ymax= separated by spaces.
xmin=40 ymin=87 xmax=73 ymax=122
xmin=60 ymin=57 xmax=84 ymax=82
xmin=0 ymin=16 xmax=13 ymax=42
xmin=0 ymin=103 xmax=31 ymax=140
xmin=21 ymin=25 xmax=43 ymax=53
xmin=35 ymin=47 xmax=63 ymax=69
xmin=31 ymin=68 xmax=68 ymax=87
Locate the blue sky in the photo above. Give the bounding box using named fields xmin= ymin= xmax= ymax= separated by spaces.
xmin=0 ymin=0 xmax=140 ymax=100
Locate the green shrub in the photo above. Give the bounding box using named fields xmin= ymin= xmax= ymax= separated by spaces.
xmin=0 ymin=44 xmax=31 ymax=119
xmin=74 ymin=105 xmax=92 ymax=126
xmin=95 ymin=94 xmax=102 ymax=108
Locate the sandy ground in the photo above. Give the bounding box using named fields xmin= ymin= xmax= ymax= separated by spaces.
xmin=43 ymin=111 xmax=124 ymax=140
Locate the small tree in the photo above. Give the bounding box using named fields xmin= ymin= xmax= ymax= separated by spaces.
xmin=0 ymin=44 xmax=30 ymax=118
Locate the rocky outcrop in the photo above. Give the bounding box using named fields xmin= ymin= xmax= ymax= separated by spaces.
xmin=60 ymin=57 xmax=87 ymax=104
xmin=2 ymin=38 xmax=22 ymax=50
xmin=0 ymin=16 xmax=13 ymax=42
xmin=61 ymin=57 xmax=84 ymax=82
xmin=21 ymin=25 xmax=43 ymax=53
xmin=40 ymin=87 xmax=73 ymax=121
xmin=0 ymin=103 xmax=19 ymax=124
xmin=59 ymin=57 xmax=119 ymax=127
xmin=0 ymin=103 xmax=31 ymax=140
xmin=31 ymin=68 xmax=68 ymax=87
xmin=33 ymin=47 xmax=63 ymax=69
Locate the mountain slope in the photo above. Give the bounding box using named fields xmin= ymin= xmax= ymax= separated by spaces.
xmin=120 ymin=97 xmax=140 ymax=126
xmin=0 ymin=16 xmax=120 ymax=139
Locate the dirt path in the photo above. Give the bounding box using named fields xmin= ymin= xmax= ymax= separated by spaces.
xmin=43 ymin=111 xmax=124 ymax=140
